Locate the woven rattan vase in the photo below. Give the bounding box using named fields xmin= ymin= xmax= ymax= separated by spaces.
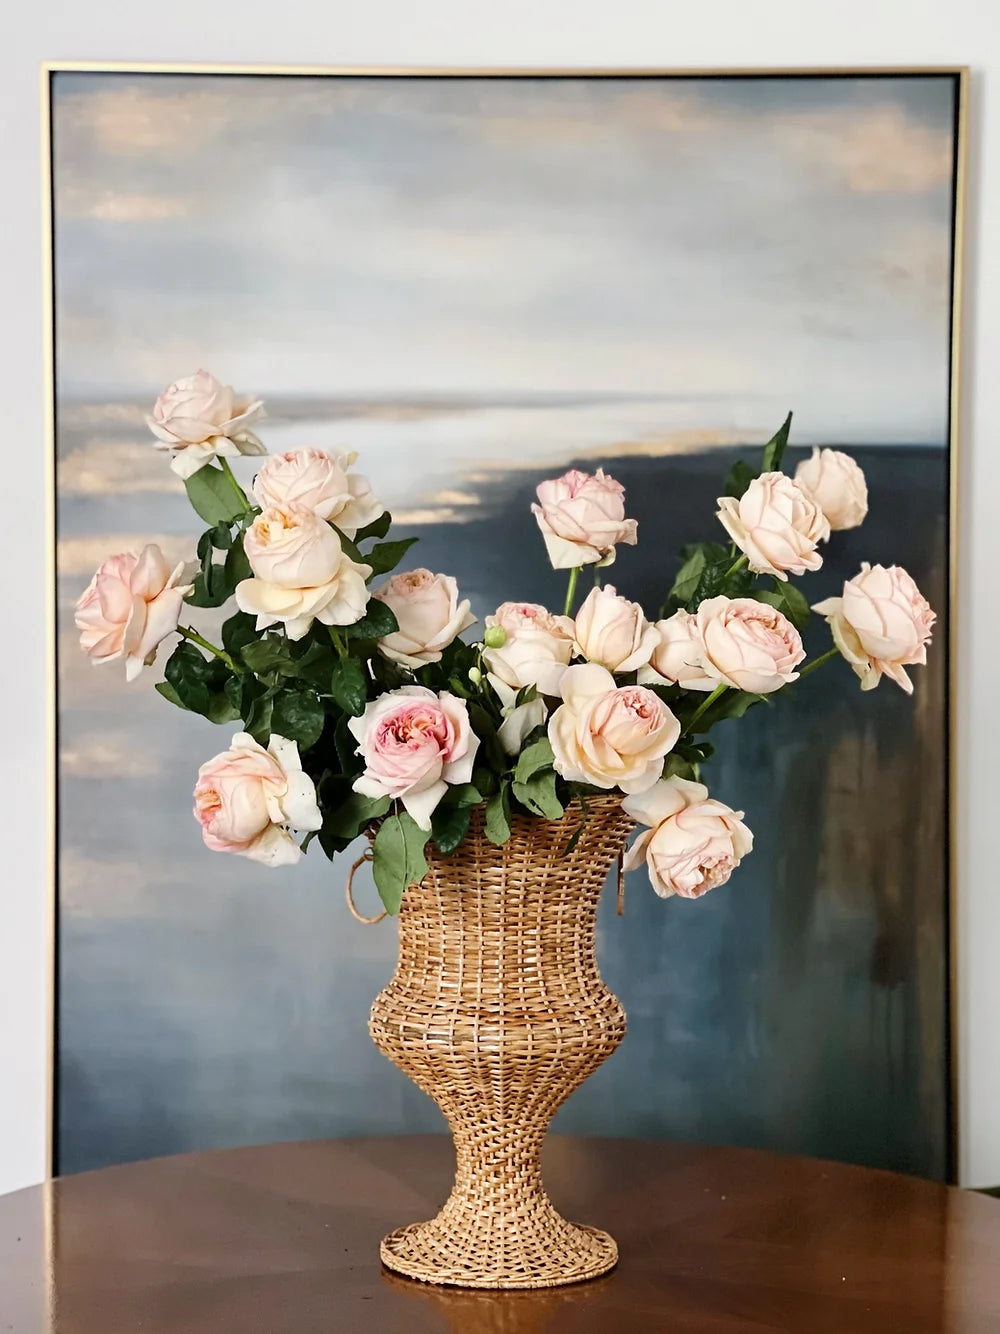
xmin=368 ymin=796 xmax=633 ymax=1290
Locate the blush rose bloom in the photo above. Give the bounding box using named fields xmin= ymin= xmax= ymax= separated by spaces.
xmin=622 ymin=777 xmax=753 ymax=900
xmin=532 ymin=468 xmax=638 ymax=569
xmin=716 ymin=472 xmax=830 ymax=580
xmin=193 ymin=732 xmax=321 ymax=868
xmin=572 ymin=585 xmax=659 ymax=674
xmin=147 ymin=370 xmax=265 ymax=478
xmin=693 ymin=596 xmax=805 ymax=694
xmin=236 ymin=504 xmax=372 ymax=640
xmin=372 ymin=569 xmax=476 ymax=668
xmin=812 ymin=563 xmax=935 ymax=694
xmin=639 ymin=610 xmax=719 ymax=692
xmin=794 ymin=447 xmax=868 ymax=532
xmin=548 ymin=663 xmax=680 ymax=794
xmin=76 ymin=544 xmax=193 ymax=682
xmin=252 ymin=448 xmax=383 ymax=537
xmin=482 ymin=601 xmax=575 ymax=697
xmin=349 ymin=687 xmax=479 ymax=830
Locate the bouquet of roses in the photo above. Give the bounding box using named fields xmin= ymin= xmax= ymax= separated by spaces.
xmin=76 ymin=370 xmax=936 ymax=913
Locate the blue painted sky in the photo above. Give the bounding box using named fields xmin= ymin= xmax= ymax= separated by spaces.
xmin=52 ymin=73 xmax=956 ymax=445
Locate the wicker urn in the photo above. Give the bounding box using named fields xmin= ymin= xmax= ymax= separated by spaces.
xmin=368 ymin=795 xmax=633 ymax=1290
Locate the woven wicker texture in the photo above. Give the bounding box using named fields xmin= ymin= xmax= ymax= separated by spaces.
xmin=369 ymin=796 xmax=634 ymax=1289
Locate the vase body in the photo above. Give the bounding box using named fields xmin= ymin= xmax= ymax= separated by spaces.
xmin=369 ymin=797 xmax=632 ymax=1290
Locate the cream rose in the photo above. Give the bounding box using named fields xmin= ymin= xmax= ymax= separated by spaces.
xmin=193 ymin=733 xmax=321 ymax=867
xmin=75 ymin=544 xmax=193 ymax=682
xmin=794 ymin=447 xmax=868 ymax=532
xmin=532 ymin=468 xmax=638 ymax=569
xmin=622 ymin=777 xmax=753 ymax=899
xmin=147 ymin=369 xmax=265 ymax=478
xmin=252 ymin=448 xmax=383 ymax=537
xmin=236 ymin=504 xmax=372 ymax=640
xmin=812 ymin=563 xmax=935 ymax=694
xmin=639 ymin=610 xmax=719 ymax=692
xmin=693 ymin=596 xmax=805 ymax=694
xmin=349 ymin=687 xmax=479 ymax=830
xmin=489 ymin=676 xmax=549 ymax=756
xmin=548 ymin=663 xmax=680 ymax=794
xmin=482 ymin=601 xmax=575 ymax=696
xmin=372 ymin=569 xmax=476 ymax=668
xmin=716 ymin=472 xmax=829 ymax=580
xmin=571 ymin=584 xmax=659 ymax=674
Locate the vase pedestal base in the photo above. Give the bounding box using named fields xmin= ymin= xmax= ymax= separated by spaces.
xmin=379 ymin=1194 xmax=618 ymax=1290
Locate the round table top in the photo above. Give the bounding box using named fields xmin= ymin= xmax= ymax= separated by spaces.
xmin=2 ymin=1135 xmax=999 ymax=1332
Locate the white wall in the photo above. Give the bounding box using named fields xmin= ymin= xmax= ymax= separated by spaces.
xmin=3 ymin=0 xmax=997 ymax=1194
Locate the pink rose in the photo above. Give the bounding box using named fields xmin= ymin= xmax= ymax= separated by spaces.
xmin=572 ymin=584 xmax=659 ymax=673
xmin=373 ymin=568 xmax=476 ymax=668
xmin=252 ymin=448 xmax=383 ymax=537
xmin=147 ymin=370 xmax=265 ymax=478
xmin=794 ymin=448 xmax=868 ymax=532
xmin=482 ymin=601 xmax=575 ymax=696
xmin=716 ymin=472 xmax=829 ymax=580
xmin=349 ymin=687 xmax=479 ymax=830
xmin=693 ymin=596 xmax=805 ymax=694
xmin=193 ymin=733 xmax=321 ymax=867
xmin=812 ymin=563 xmax=935 ymax=694
xmin=622 ymin=777 xmax=753 ymax=899
xmin=236 ymin=505 xmax=372 ymax=640
xmin=75 ymin=544 xmax=192 ymax=682
xmin=532 ymin=468 xmax=638 ymax=569
xmin=640 ymin=611 xmax=718 ymax=692
xmin=548 ymin=663 xmax=680 ymax=794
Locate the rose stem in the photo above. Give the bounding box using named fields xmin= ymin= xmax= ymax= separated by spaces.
xmin=724 ymin=554 xmax=748 ymax=579
xmin=798 ymin=646 xmax=840 ymax=679
xmin=218 ymin=456 xmax=251 ymax=512
xmin=177 ymin=625 xmax=238 ymax=672
xmin=685 ymin=683 xmax=729 ymax=731
xmin=593 ymin=566 xmax=602 ymax=589
xmin=563 ymin=565 xmax=581 ymax=617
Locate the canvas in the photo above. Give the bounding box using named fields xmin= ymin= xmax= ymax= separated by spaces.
xmin=50 ymin=69 xmax=961 ymax=1178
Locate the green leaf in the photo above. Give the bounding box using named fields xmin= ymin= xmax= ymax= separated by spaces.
xmin=208 ymin=521 xmax=234 ymax=550
xmin=224 ymin=537 xmax=252 ymax=587
xmin=332 ymin=711 xmax=359 ymax=774
xmin=330 ymin=525 xmax=366 ymax=565
xmin=221 ymin=611 xmax=258 ymax=658
xmin=752 ymin=580 xmax=811 ymax=633
xmin=688 ymin=689 xmax=766 ymax=733
xmin=485 ymin=783 xmax=512 ymax=846
xmin=761 ymin=411 xmax=793 ymax=475
xmin=345 ymin=600 xmax=398 ymax=641
xmin=354 ymin=511 xmax=393 ymax=543
xmin=154 ymin=680 xmax=187 ymax=710
xmin=204 ymin=692 xmax=241 ymax=725
xmin=441 ymin=782 xmax=483 ymax=808
xmin=329 ymin=656 xmax=368 ymax=717
xmin=431 ymin=803 xmax=472 ymax=855
xmin=365 ymin=537 xmax=419 ymax=578
xmin=372 ymin=813 xmax=429 ymax=915
xmin=514 ymin=736 xmax=555 ymax=785
xmin=723 ymin=458 xmax=758 ymax=500
xmin=289 ymin=640 xmax=338 ymax=692
xmin=270 ymin=689 xmax=325 ymax=751
xmin=184 ymin=464 xmax=248 ymax=525
xmin=669 ymin=548 xmax=706 ymax=605
xmin=324 ymin=791 xmax=391 ymax=839
xmin=241 ymin=636 xmax=293 ymax=676
xmin=244 ymin=691 xmax=274 ymax=744
xmin=512 ymin=770 xmax=564 ymax=821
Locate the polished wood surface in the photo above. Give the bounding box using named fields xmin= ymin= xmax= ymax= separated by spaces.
xmin=2 ymin=1136 xmax=999 ymax=1332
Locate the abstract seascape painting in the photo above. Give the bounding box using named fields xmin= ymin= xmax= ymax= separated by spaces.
xmin=49 ymin=70 xmax=961 ymax=1178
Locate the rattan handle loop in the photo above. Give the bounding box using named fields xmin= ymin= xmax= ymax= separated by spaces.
xmin=345 ymin=851 xmax=387 ymax=925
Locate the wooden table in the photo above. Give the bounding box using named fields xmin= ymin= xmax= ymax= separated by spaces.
xmin=2 ymin=1136 xmax=999 ymax=1332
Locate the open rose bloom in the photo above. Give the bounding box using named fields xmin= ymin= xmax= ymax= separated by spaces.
xmin=77 ymin=399 xmax=931 ymax=909
xmin=148 ymin=370 xmax=265 ymax=478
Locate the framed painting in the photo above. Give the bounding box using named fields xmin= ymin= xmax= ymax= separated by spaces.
xmin=46 ymin=65 xmax=964 ymax=1179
